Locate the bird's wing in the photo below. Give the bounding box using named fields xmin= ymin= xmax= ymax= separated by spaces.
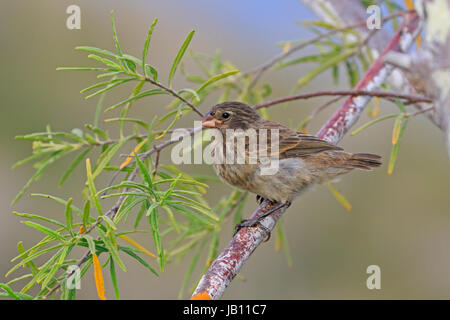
xmin=257 ymin=121 xmax=342 ymax=159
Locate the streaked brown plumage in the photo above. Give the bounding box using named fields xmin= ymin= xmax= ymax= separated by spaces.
xmin=201 ymin=101 xmax=381 ymax=229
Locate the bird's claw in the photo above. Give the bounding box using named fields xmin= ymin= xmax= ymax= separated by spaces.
xmin=233 ymin=200 xmax=291 ymax=241
xmin=256 ymin=195 xmax=266 ymax=205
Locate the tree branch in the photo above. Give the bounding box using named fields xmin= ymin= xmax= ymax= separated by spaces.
xmin=253 ymin=90 xmax=432 ymax=110
xmin=191 ymin=11 xmax=420 ymax=300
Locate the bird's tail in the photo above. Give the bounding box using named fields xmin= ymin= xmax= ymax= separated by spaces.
xmin=346 ymin=153 xmax=382 ymax=170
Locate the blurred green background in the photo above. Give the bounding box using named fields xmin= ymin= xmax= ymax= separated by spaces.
xmin=1 ymin=0 xmax=449 ymax=299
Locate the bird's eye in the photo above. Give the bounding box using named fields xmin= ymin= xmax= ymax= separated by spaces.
xmin=222 ymin=112 xmax=230 ymax=119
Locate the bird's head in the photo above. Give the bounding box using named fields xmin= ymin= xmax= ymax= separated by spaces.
xmin=201 ymin=101 xmax=261 ymax=130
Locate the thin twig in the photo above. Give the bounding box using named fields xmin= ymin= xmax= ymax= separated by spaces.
xmin=299 ymin=96 xmax=343 ymax=131
xmin=253 ymin=90 xmax=432 ymax=110
xmin=144 ymin=76 xmax=204 ymax=117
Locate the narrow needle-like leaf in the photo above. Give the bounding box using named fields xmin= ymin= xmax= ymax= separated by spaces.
xmin=168 ymin=30 xmax=195 ymax=88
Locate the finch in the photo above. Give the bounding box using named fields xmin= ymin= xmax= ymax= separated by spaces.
xmin=201 ymin=101 xmax=381 ymax=230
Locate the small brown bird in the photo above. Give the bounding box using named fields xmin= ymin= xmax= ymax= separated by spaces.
xmin=201 ymin=101 xmax=381 ymax=232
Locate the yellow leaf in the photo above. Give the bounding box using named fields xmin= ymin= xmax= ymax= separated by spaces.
xmin=118 ymin=234 xmax=156 ymax=259
xmin=370 ymin=98 xmax=380 ymax=118
xmin=119 ymin=138 xmax=148 ymax=169
xmin=404 ymin=0 xmax=414 ymax=8
xmin=403 ymin=0 xmax=421 ymax=48
xmin=92 ymin=253 xmax=106 ymax=300
xmin=275 ymin=234 xmax=281 ymax=252
xmin=191 ymin=291 xmax=211 ymax=300
xmin=392 ymin=115 xmax=403 ymax=145
xmin=283 ymin=42 xmax=291 ymax=54
xmin=327 ymin=183 xmax=352 ymax=212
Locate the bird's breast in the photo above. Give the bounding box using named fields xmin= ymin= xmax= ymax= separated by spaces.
xmin=213 ymin=157 xmax=315 ymax=203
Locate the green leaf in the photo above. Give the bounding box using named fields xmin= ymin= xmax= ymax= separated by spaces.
xmin=392 ymin=114 xmax=403 ymax=145
xmin=6 ymin=274 xmax=33 ymax=286
xmin=97 ymin=228 xmax=127 ymax=272
xmin=85 ymin=78 xmax=135 ymax=99
xmin=59 ymin=147 xmax=92 ymax=187
xmin=332 ymin=64 xmax=339 ymax=84
xmin=134 ymin=200 xmax=148 ymax=229
xmin=196 ymin=70 xmax=239 ymax=94
xmin=166 ymin=202 xmax=215 ymax=227
xmin=83 ymin=234 xmax=97 ymax=254
xmin=104 ymin=117 xmax=150 ymax=130
xmin=102 ymin=215 xmax=118 ymax=231
xmin=178 ymin=88 xmax=200 ymax=102
xmin=122 ymin=58 xmax=137 ymax=73
xmin=12 ymin=150 xmax=69 ymax=205
xmin=296 ymin=48 xmax=357 ymax=89
xmin=31 ymin=194 xmax=84 ymax=218
xmin=206 ymin=230 xmax=219 ymax=267
xmin=82 ymin=200 xmax=91 ymax=229
xmin=114 ymin=197 xmax=144 ymax=225
xmin=56 ymin=67 xmax=112 ymax=71
xmin=41 ymin=246 xmax=71 ymax=289
xmin=105 ymin=89 xmax=168 ymax=112
xmin=109 ymin=258 xmax=120 ymax=300
xmin=86 ymin=159 xmax=102 ymax=216
xmin=145 ymin=64 xmax=158 ymax=81
xmin=21 ymin=247 xmax=63 ymax=293
xmin=17 ymin=241 xmax=38 ymax=275
xmin=134 ymin=153 xmax=158 ymax=200
xmin=65 ymin=198 xmax=74 ymax=236
xmin=388 ymin=119 xmax=408 ymax=175
xmin=178 ymin=238 xmax=207 ymax=299
xmin=13 ymin=211 xmax=66 ymax=229
xmin=168 ymin=30 xmax=195 ymax=88
xmin=22 ymin=221 xmax=66 ymax=241
xmin=110 ymin=10 xmax=123 ymax=58
xmin=143 ymin=18 xmax=158 ymax=79
xmin=76 ymin=46 xmax=118 ymax=59
xmin=162 ymin=206 xmax=180 ymax=234
xmin=118 ymin=246 xmax=158 ymax=276
xmin=87 ymin=54 xmax=120 ymax=68
xmin=85 ymin=124 xmax=108 ymax=140
xmin=7 ymin=243 xmax=65 ymax=277
xmin=276 ymin=222 xmax=293 ymax=268
xmin=92 ymin=137 xmax=131 ymax=180
xmin=97 ymin=71 xmax=126 ymax=79
xmin=275 ymin=54 xmax=329 ymax=69
xmin=148 ymin=206 xmax=164 ymax=271
xmin=17 ymin=131 xmax=84 ymax=143
xmin=0 ymin=284 xmax=21 ymax=300
xmin=394 ymin=98 xmax=407 ymax=114
xmin=351 ymin=114 xmax=400 ymax=136
xmin=11 ymin=149 xmax=54 ymax=169
xmin=345 ymin=59 xmax=359 ymax=87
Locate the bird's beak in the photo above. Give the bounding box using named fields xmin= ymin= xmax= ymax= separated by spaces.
xmin=201 ymin=114 xmax=222 ymax=128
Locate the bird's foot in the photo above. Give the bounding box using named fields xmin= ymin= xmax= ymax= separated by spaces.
xmin=234 ymin=218 xmax=272 ymax=241
xmin=234 ymin=201 xmax=291 ymax=242
xmin=256 ymin=195 xmax=266 ymax=205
